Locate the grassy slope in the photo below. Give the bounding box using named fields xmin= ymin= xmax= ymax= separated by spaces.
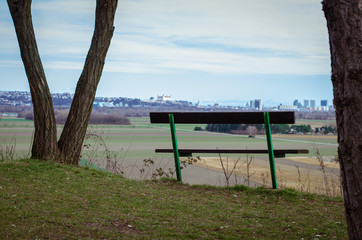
xmin=0 ymin=159 xmax=347 ymax=239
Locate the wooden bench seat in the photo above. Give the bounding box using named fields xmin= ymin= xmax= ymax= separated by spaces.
xmin=155 ymin=148 xmax=309 ymax=158
xmin=150 ymin=111 xmax=295 ymax=124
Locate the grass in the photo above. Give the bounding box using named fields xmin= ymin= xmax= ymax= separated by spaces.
xmin=0 ymin=159 xmax=347 ymax=239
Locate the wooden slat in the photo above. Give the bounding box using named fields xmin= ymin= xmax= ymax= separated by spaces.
xmin=155 ymin=149 xmax=309 ymax=154
xmin=150 ymin=111 xmax=295 ymax=124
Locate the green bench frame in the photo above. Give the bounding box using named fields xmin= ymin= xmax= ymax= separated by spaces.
xmin=150 ymin=111 xmax=309 ymax=189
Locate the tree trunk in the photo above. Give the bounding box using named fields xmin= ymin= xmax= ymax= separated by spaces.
xmin=7 ymin=0 xmax=59 ymax=160
xmin=7 ymin=0 xmax=118 ymax=165
xmin=57 ymin=0 xmax=118 ymax=165
xmin=322 ymin=0 xmax=362 ymax=239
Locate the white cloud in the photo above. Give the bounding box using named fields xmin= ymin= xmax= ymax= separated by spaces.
xmin=106 ymin=36 xmax=329 ymax=75
xmin=0 ymin=60 xmax=23 ymax=67
xmin=106 ymin=0 xmax=330 ymax=75
xmin=115 ymin=0 xmax=329 ymax=55
xmin=1 ymin=0 xmax=330 ymax=75
xmin=32 ymin=0 xmax=95 ymax=15
xmin=43 ymin=61 xmax=83 ymax=70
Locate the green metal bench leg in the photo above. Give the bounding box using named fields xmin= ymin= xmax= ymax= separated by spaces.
xmin=264 ymin=112 xmax=278 ymax=189
xmin=169 ymin=114 xmax=182 ymax=182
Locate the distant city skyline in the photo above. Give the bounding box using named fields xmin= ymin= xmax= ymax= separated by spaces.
xmin=0 ymin=0 xmax=333 ymax=106
xmin=1 ymin=90 xmax=333 ymax=109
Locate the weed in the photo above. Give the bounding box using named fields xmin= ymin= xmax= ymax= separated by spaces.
xmin=180 ymin=156 xmax=200 ymax=170
xmin=0 ymin=137 xmax=16 ymax=162
xmin=316 ymin=148 xmax=331 ymax=196
xmin=296 ymin=166 xmax=304 ymax=192
xmin=313 ymin=147 xmax=342 ymax=197
xmin=217 ymin=152 xmax=241 ymax=186
xmin=82 ymin=130 xmax=124 ymax=175
xmin=138 ymin=158 xmax=175 ymax=180
xmin=239 ymin=155 xmax=256 ymax=187
xmin=138 ymin=156 xmax=199 ymax=181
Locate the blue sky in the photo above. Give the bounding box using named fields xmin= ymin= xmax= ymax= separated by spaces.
xmin=0 ymin=0 xmax=333 ymax=106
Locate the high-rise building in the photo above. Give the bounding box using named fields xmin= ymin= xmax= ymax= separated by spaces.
xmin=303 ymin=100 xmax=309 ymax=108
xmin=254 ymin=99 xmax=262 ymax=110
xmin=321 ymin=100 xmax=328 ymax=107
xmin=310 ymin=100 xmax=316 ymax=108
xmin=293 ymin=99 xmax=299 ymax=106
xmin=250 ymin=100 xmax=254 ymax=109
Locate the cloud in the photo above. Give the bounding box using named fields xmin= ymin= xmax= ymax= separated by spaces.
xmin=43 ymin=61 xmax=84 ymax=70
xmin=32 ymin=0 xmax=95 ymax=16
xmin=106 ymin=37 xmax=329 ymax=75
xmin=1 ymin=0 xmax=330 ymax=76
xmin=115 ymin=0 xmax=329 ymax=55
xmin=106 ymin=0 xmax=330 ymax=75
xmin=0 ymin=60 xmax=23 ymax=67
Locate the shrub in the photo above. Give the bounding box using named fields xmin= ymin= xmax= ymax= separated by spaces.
xmin=89 ymin=113 xmax=130 ymax=125
xmin=18 ymin=110 xmax=34 ymax=120
xmin=194 ymin=126 xmax=202 ymax=131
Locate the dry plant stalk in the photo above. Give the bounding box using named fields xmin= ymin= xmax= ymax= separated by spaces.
xmin=0 ymin=137 xmax=16 ymax=161
xmin=296 ymin=166 xmax=304 ymax=192
xmin=261 ymin=171 xmax=270 ymax=187
xmin=82 ymin=131 xmax=124 ymax=175
xmin=315 ymin=148 xmax=331 ymax=196
xmin=238 ymin=155 xmax=256 ymax=187
xmin=218 ymin=152 xmax=240 ymax=186
xmin=139 ymin=158 xmax=176 ymax=181
xmin=276 ymin=166 xmax=287 ymax=189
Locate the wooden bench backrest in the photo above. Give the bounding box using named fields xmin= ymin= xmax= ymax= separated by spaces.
xmin=150 ymin=111 xmax=295 ymax=124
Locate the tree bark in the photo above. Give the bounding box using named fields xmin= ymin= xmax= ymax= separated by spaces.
xmin=57 ymin=0 xmax=118 ymax=165
xmin=7 ymin=0 xmax=118 ymax=165
xmin=322 ymin=0 xmax=362 ymax=239
xmin=7 ymin=0 xmax=59 ymax=160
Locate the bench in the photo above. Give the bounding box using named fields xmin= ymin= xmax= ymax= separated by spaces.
xmin=150 ymin=111 xmax=309 ymax=188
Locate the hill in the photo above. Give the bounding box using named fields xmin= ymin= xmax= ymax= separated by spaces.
xmin=0 ymin=159 xmax=347 ymax=239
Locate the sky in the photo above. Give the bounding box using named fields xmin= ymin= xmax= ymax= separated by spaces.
xmin=0 ymin=0 xmax=333 ymax=107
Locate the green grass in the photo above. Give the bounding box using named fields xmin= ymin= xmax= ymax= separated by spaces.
xmin=0 ymin=159 xmax=347 ymax=239
xmin=0 ymin=118 xmax=33 ymax=122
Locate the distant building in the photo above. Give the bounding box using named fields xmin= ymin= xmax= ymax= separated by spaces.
xmin=93 ymin=102 xmax=103 ymax=107
xmin=293 ymin=99 xmax=303 ymax=108
xmin=157 ymin=95 xmax=172 ymax=102
xmin=250 ymin=100 xmax=254 ymax=109
xmin=1 ymin=113 xmax=18 ymax=117
xmin=310 ymin=100 xmax=316 ymax=108
xmin=102 ymin=102 xmax=114 ymax=107
xmin=254 ymin=99 xmax=262 ymax=110
xmin=278 ymin=104 xmax=298 ymax=111
xmin=293 ymin=99 xmax=299 ymax=106
xmin=321 ymin=100 xmax=328 ymax=107
xmin=196 ymin=100 xmax=201 ymax=108
xmin=303 ymin=100 xmax=309 ymax=108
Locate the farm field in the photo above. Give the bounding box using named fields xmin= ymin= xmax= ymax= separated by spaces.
xmin=0 ymin=117 xmax=340 ymax=195
xmin=295 ymin=119 xmax=336 ymax=128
